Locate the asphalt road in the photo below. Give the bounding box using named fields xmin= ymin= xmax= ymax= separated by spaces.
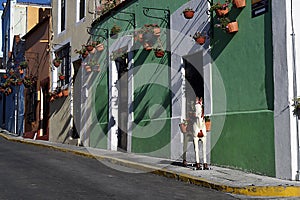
xmin=0 ymin=137 xmax=238 ymax=200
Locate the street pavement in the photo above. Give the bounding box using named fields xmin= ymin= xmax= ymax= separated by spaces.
xmin=0 ymin=129 xmax=299 ymax=199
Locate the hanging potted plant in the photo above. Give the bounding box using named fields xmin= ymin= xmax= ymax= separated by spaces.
xmin=9 ymin=69 xmax=15 ymax=75
xmin=2 ymin=74 xmax=8 ymax=79
xmin=215 ymin=17 xmax=239 ymax=33
xmin=85 ymin=42 xmax=95 ymax=52
xmin=18 ymin=67 xmax=24 ymax=75
xmin=209 ymin=0 xmax=231 ymax=17
xmin=110 ymin=24 xmax=121 ymax=39
xmin=143 ymin=42 xmax=153 ymax=51
xmin=151 ymin=24 xmax=161 ymax=37
xmin=179 ymin=119 xmax=189 ymax=133
xmin=153 ymin=47 xmax=165 ymax=58
xmin=192 ymin=31 xmax=207 ymax=45
xmin=111 ymin=48 xmax=127 ymax=61
xmin=134 ymin=29 xmax=145 ymax=43
xmin=95 ymin=42 xmax=105 ymax=52
xmin=19 ymin=61 xmax=28 ymax=69
xmin=58 ymin=73 xmax=65 ymax=81
xmin=16 ymin=78 xmax=23 ymax=86
xmin=23 ymin=77 xmax=32 ymax=88
xmin=75 ymin=46 xmax=89 ymax=59
xmin=143 ymin=24 xmax=160 ymax=39
xmin=53 ymin=57 xmax=62 ymax=67
xmin=233 ymin=0 xmax=246 ymax=8
xmin=227 ymin=20 xmax=239 ymax=33
xmin=62 ymin=88 xmax=69 ymax=97
xmin=182 ymin=8 xmax=195 ymax=19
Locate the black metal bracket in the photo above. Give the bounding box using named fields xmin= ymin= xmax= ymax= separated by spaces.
xmin=87 ymin=27 xmax=109 ymax=40
xmin=111 ymin=11 xmax=136 ymax=29
xmin=142 ymin=7 xmax=170 ymax=26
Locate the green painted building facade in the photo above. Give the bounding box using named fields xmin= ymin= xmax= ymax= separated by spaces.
xmin=80 ymin=0 xmax=297 ymax=179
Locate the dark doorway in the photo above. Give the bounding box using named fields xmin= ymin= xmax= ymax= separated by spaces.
xmin=115 ymin=56 xmax=128 ymax=151
xmin=183 ymin=51 xmax=204 ymax=111
xmin=40 ymin=78 xmax=50 ymax=137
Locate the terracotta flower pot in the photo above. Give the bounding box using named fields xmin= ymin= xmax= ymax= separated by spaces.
xmin=215 ymin=7 xmax=229 ymax=17
xmin=143 ymin=42 xmax=153 ymax=51
xmin=183 ymin=10 xmax=195 ymax=19
xmin=195 ymin=36 xmax=206 ymax=45
xmin=153 ymin=27 xmax=161 ymax=37
xmin=63 ymin=89 xmax=69 ymax=97
xmin=53 ymin=60 xmax=61 ymax=67
xmin=57 ymin=91 xmax=63 ymax=98
xmin=179 ymin=123 xmax=187 ymax=133
xmin=86 ymin=45 xmax=94 ymax=52
xmin=96 ymin=43 xmax=104 ymax=52
xmin=134 ymin=33 xmax=143 ymax=43
xmin=227 ymin=21 xmax=239 ymax=33
xmin=233 ymin=0 xmax=246 ymax=8
xmin=205 ymin=121 xmax=211 ymax=132
xmin=85 ymin=65 xmax=92 ymax=72
xmin=59 ymin=75 xmax=65 ymax=80
xmin=154 ymin=50 xmax=165 ymax=58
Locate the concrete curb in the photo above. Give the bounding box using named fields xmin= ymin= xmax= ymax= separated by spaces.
xmin=1 ymin=133 xmax=299 ymax=198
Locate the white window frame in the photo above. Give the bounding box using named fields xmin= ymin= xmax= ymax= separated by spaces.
xmin=57 ymin=0 xmax=61 ymax=33
xmin=76 ymin=0 xmax=85 ymax=22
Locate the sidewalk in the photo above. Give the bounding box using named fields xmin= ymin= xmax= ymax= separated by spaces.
xmin=0 ymin=130 xmax=299 ymax=198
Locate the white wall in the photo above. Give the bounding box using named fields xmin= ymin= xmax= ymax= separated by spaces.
xmin=274 ymin=0 xmax=300 ymax=180
xmin=286 ymin=0 xmax=300 ymax=181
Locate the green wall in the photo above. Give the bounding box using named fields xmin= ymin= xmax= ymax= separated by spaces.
xmin=211 ymin=1 xmax=275 ymax=176
xmin=90 ymin=71 xmax=109 ymax=149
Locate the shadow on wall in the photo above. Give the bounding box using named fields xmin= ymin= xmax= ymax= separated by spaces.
xmin=49 ymin=96 xmax=72 ymax=143
xmin=264 ymin=8 xmax=273 ymax=110
xmin=211 ymin=6 xmax=243 ymax=61
xmin=130 ymin=83 xmax=170 ymax=126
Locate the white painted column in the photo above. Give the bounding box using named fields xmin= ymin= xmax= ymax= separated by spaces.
xmin=109 ymin=61 xmax=119 ymax=151
xmin=127 ymin=40 xmax=134 ymax=153
xmin=39 ymin=88 xmax=43 ymax=137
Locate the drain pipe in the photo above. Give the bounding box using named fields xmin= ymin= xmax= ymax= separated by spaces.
xmin=290 ymin=0 xmax=300 ymax=181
